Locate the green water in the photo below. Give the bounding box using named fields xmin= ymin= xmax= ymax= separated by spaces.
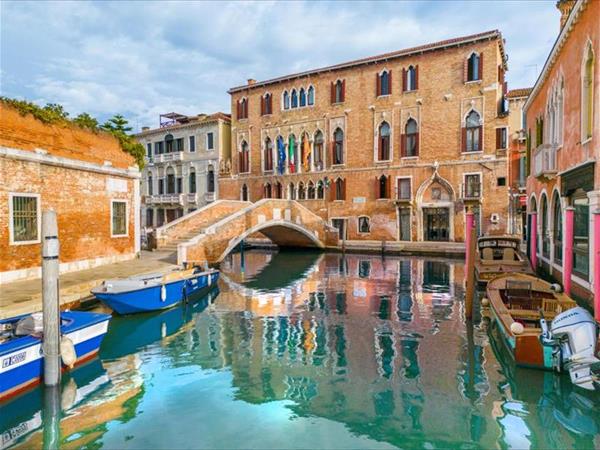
xmin=2 ymin=250 xmax=599 ymax=449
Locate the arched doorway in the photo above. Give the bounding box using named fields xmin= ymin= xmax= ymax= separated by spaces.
xmin=416 ymin=174 xmax=455 ymax=242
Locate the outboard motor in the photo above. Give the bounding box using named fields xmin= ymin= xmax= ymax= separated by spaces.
xmin=541 ymin=307 xmax=600 ymax=390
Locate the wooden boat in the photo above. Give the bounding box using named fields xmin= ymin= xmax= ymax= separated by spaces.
xmin=485 ymin=273 xmax=577 ymax=369
xmin=0 ymin=311 xmax=111 ymax=401
xmin=91 ymin=267 xmax=219 ymax=315
xmin=475 ymin=235 xmax=534 ymax=285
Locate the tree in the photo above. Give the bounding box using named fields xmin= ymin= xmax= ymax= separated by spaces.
xmin=73 ymin=112 xmax=99 ymax=131
xmin=102 ymin=114 xmax=132 ymax=134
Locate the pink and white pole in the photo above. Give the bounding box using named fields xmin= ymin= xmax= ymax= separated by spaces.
xmin=529 ymin=212 xmax=538 ymax=271
xmin=593 ymin=210 xmax=600 ymax=322
xmin=563 ymin=207 xmax=575 ymax=296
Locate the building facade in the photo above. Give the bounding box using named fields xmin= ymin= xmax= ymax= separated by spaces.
xmin=136 ymin=112 xmax=231 ymax=228
xmin=219 ymin=30 xmax=511 ymax=243
xmin=0 ymin=103 xmax=141 ymax=283
xmin=524 ymin=0 xmax=599 ymax=310
xmin=506 ymin=88 xmax=532 ymax=237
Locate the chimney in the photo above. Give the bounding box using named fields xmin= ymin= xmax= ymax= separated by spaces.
xmin=141 ymin=126 xmax=150 ymax=131
xmin=556 ymin=0 xmax=576 ymax=30
xmin=247 ymin=78 xmax=256 ymax=85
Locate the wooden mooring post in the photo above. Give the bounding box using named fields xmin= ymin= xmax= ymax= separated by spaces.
xmin=465 ymin=210 xmax=476 ymax=320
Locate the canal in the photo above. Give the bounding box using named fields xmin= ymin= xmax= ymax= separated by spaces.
xmin=2 ymin=250 xmax=599 ymax=449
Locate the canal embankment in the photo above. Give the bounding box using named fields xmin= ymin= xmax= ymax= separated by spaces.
xmin=0 ymin=251 xmax=178 ymax=319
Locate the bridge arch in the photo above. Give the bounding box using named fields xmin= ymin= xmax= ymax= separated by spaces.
xmin=216 ymin=219 xmax=325 ymax=262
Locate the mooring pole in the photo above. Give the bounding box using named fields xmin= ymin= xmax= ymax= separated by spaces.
xmin=593 ymin=210 xmax=600 ymax=322
xmin=240 ymin=239 xmax=245 ymax=276
xmin=465 ymin=210 xmax=476 ymax=320
xmin=42 ymin=383 xmax=61 ymax=450
xmin=42 ymin=210 xmax=61 ymax=386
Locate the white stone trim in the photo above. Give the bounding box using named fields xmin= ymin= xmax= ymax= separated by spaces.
xmin=110 ymin=199 xmax=129 ymax=238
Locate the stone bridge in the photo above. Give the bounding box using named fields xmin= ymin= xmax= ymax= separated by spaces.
xmin=173 ymin=199 xmax=340 ymax=265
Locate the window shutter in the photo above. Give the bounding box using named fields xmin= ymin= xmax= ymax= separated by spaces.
xmin=238 ymin=151 xmax=243 ymax=173
xmin=415 ymin=65 xmax=419 ymax=90
xmin=331 ymin=141 xmax=336 ymax=166
xmin=495 ymin=128 xmax=501 ymax=149
xmin=375 ymin=177 xmax=380 ymax=199
xmin=236 ymin=100 xmax=241 ymax=119
xmin=402 ymin=68 xmax=407 ymax=92
xmin=478 ymin=125 xmax=483 ymax=151
xmin=341 ymin=79 xmax=346 ymax=102
xmin=388 ymin=70 xmax=392 ymax=94
xmin=462 ymin=127 xmax=467 ymax=152
xmin=401 ymin=133 xmax=406 ymax=157
xmin=478 ymin=53 xmax=483 ymax=80
xmin=463 ymin=58 xmax=469 ymax=83
xmin=330 ymin=182 xmax=336 ymax=201
xmin=260 ymin=96 xmax=265 ymax=116
xmin=415 ymin=132 xmax=420 ymax=156
xmin=342 ymin=178 xmax=346 ymax=200
xmin=386 ymin=176 xmax=391 ymax=199
xmin=331 ymin=82 xmax=335 ymax=104
xmin=376 ymin=73 xmax=381 ymax=97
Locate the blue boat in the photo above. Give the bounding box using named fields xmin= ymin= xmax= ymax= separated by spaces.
xmin=91 ymin=267 xmax=220 ymax=315
xmin=0 ymin=311 xmax=111 ymax=401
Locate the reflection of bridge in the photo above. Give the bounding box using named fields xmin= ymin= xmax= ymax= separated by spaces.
xmin=155 ymin=199 xmax=339 ymax=265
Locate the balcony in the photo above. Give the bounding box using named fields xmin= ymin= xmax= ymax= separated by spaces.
xmin=460 ymin=182 xmax=481 ymax=201
xmin=187 ymin=193 xmax=198 ymax=203
xmin=533 ymin=144 xmax=557 ymax=178
xmin=152 ymin=152 xmax=184 ymax=164
xmin=146 ymin=194 xmax=184 ymax=205
xmin=204 ymin=192 xmax=216 ymax=203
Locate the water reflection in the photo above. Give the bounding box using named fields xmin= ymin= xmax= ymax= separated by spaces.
xmin=2 ymin=251 xmax=599 ymax=449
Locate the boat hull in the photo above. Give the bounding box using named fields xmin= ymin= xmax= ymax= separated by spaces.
xmin=0 ymin=311 xmax=111 ymax=401
xmin=93 ymin=271 xmax=219 ymax=315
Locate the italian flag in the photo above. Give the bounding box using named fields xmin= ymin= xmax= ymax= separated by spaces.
xmin=288 ymin=137 xmax=296 ymax=173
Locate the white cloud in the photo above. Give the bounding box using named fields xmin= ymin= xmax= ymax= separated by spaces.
xmin=0 ymin=1 xmax=560 ymax=131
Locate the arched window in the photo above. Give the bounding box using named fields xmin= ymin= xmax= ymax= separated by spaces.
xmin=264 ymin=137 xmax=273 ymax=171
xmin=291 ymin=89 xmax=298 ymax=108
xmin=378 ymin=122 xmax=391 ymax=161
xmin=582 ymin=43 xmax=594 ymax=140
xmin=237 ymin=97 xmax=248 ymax=120
xmin=467 ymin=53 xmax=481 ymax=82
xmin=189 ymin=169 xmax=196 ymax=194
xmin=553 ymin=193 xmax=562 ymax=263
xmin=316 ymin=181 xmax=324 ymax=199
xmin=288 ymin=134 xmax=297 ymax=173
xmin=264 ymin=183 xmax=272 ymax=199
xmin=147 ymin=174 xmax=153 ymax=195
xmin=283 ymin=91 xmax=290 ymax=110
xmin=314 ymin=131 xmax=324 ymax=170
xmin=307 ymin=181 xmax=315 ymax=199
xmin=404 ymin=118 xmax=418 ymax=157
xmin=274 ymin=182 xmax=282 ymax=199
xmin=299 ymin=88 xmax=306 ymax=107
xmin=334 ymin=178 xmax=345 ymax=201
xmin=165 ymin=134 xmax=174 ymax=153
xmin=333 ymin=128 xmax=344 ymax=165
xmin=166 ymin=167 xmax=176 ymax=194
xmin=207 ymin=166 xmax=215 ymax=193
xmin=541 ymin=194 xmax=549 ymax=258
xmin=465 ymin=110 xmax=481 ymax=152
xmin=377 ymin=175 xmax=390 ymax=199
xmin=241 ymin=184 xmax=249 ymax=201
xmin=378 ymin=70 xmax=390 ymax=96
xmin=358 ymin=216 xmax=371 ymax=233
xmin=307 ymin=86 xmax=315 ymax=105
xmin=289 ymin=183 xmax=296 ymax=200
xmin=262 ymin=93 xmax=272 ymax=115
xmin=298 ymin=182 xmax=306 ymax=200
xmin=335 ymin=80 xmax=344 ymax=103
xmin=239 ymin=140 xmax=250 ymax=173
xmin=406 ymin=66 xmax=417 ymax=91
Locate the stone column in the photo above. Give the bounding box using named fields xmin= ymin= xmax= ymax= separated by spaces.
xmin=563 ymin=207 xmax=574 ymax=296
xmin=529 ymin=212 xmax=538 ymax=271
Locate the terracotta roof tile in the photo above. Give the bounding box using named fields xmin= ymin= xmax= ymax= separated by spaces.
xmin=507 ymin=88 xmax=533 ymax=98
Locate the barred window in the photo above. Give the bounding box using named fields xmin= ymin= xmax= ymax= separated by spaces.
xmin=111 ymin=201 xmax=127 ymax=237
xmin=11 ymin=194 xmax=39 ymax=243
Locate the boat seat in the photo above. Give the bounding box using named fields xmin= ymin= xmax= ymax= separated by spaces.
xmin=482 ymin=248 xmax=494 ymax=260
xmin=511 ymin=308 xmax=558 ymax=320
xmin=502 ymin=248 xmax=515 ymax=261
xmin=505 ymin=279 xmax=533 ymax=308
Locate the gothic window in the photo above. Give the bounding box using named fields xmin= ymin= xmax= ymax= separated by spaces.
xmin=404 ymin=118 xmax=418 ymax=157
xmin=582 ymin=43 xmax=595 ymax=140
xmin=307 ymin=86 xmax=315 ymax=105
xmin=333 ymin=128 xmax=344 ymax=165
xmin=378 ymin=122 xmax=391 ymax=161
xmin=299 ymin=88 xmax=306 ymax=107
xmin=466 ymin=53 xmax=481 ymax=82
xmin=464 ymin=110 xmax=482 ymax=152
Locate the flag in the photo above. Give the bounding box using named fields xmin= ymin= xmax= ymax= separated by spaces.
xmin=277 ymin=137 xmax=286 ymax=174
xmin=288 ymin=136 xmax=296 ymax=173
xmin=302 ymin=138 xmax=311 ymax=171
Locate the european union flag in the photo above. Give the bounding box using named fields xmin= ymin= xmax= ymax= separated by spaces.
xmin=277 ymin=136 xmax=286 ymax=174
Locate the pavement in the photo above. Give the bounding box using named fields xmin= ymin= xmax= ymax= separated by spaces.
xmin=0 ymin=251 xmax=179 ymax=319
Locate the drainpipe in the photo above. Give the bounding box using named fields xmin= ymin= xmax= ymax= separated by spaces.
xmin=593 ymin=209 xmax=600 ymax=322
xmin=563 ymin=207 xmax=574 ymax=296
xmin=529 ymin=212 xmax=537 ymax=271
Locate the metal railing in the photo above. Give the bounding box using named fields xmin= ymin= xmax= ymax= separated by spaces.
xmin=146 ymin=194 xmax=184 ymax=205
xmin=205 ymin=192 xmax=216 ymax=203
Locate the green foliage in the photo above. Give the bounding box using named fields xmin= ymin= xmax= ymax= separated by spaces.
xmin=0 ymin=97 xmax=144 ymax=168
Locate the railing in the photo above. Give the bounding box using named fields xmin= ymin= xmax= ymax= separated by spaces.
xmin=533 ymin=144 xmax=557 ymax=177
xmin=187 ymin=193 xmax=198 ymax=203
xmin=205 ymin=192 xmax=216 ymax=203
xmin=461 ymin=182 xmax=481 ymax=200
xmin=149 ymin=152 xmax=184 ymax=164
xmin=146 ymin=194 xmax=184 ymax=205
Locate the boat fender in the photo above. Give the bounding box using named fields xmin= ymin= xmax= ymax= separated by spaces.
xmin=61 ymin=378 xmax=78 ymax=410
xmin=510 ymin=322 xmax=524 ymax=335
xmin=550 ymin=283 xmax=563 ymax=293
xmin=60 ymin=336 xmax=77 ymax=368
xmin=481 ymin=297 xmax=490 ymax=307
xmin=160 ymin=284 xmax=167 ymax=302
xmin=208 ymin=274 xmax=212 ymax=286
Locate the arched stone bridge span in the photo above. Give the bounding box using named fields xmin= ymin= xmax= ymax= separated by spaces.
xmin=170 ymin=199 xmax=339 ymax=265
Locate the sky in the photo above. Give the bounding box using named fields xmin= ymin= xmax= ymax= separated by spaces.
xmin=1 ymin=1 xmax=560 ymax=132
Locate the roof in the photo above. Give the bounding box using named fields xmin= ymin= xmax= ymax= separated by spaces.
xmin=229 ymin=30 xmax=506 ymax=94
xmin=524 ymin=0 xmax=588 ymax=111
xmin=506 ymin=88 xmax=533 ymax=99
xmin=136 ymin=112 xmax=230 ymax=137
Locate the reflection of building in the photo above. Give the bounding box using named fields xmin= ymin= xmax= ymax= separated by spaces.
xmin=219 ymin=31 xmax=510 ymax=243
xmin=135 ymin=112 xmax=231 ymax=228
xmin=524 ymin=0 xmax=599 ymax=308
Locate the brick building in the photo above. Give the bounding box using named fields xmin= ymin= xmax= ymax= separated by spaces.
xmin=0 ymin=103 xmax=141 ymax=283
xmin=219 ymin=30 xmax=511 ymax=243
xmin=136 ymin=112 xmax=231 ymax=228
xmin=524 ymin=0 xmax=599 ymax=310
xmin=506 ymin=88 xmax=532 ymax=236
